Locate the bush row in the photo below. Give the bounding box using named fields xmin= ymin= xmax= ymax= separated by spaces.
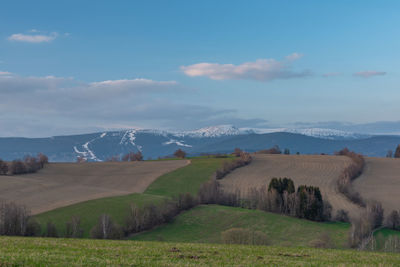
xmin=335 ymin=148 xmax=366 ymax=206
xmin=215 ymin=152 xmax=252 ymax=180
xmin=0 ymin=154 xmax=48 ymax=175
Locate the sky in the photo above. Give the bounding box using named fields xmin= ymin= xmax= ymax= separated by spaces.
xmin=1 ymin=0 xmax=400 ymax=137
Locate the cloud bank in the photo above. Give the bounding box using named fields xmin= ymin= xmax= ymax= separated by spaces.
xmin=181 ymin=53 xmax=310 ymax=82
xmin=0 ymin=72 xmax=266 ymax=137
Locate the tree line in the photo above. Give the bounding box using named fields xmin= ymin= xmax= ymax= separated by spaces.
xmin=0 ymin=153 xmax=48 ymax=175
xmin=215 ymin=149 xmax=252 ymax=179
xmin=335 ymin=148 xmax=366 ymax=206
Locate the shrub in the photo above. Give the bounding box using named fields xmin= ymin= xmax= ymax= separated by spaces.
xmin=65 ymin=216 xmax=83 ymax=238
xmin=45 ymin=221 xmax=58 ymax=237
xmin=335 ymin=148 xmax=366 ymax=206
xmin=122 ymin=151 xmax=143 ymax=162
xmin=335 ymin=209 xmax=350 ymax=223
xmin=257 ymin=145 xmax=281 ymax=154
xmin=0 ymin=202 xmax=30 ymax=236
xmin=9 ymin=160 xmax=27 ymax=175
xmin=366 ymin=201 xmax=384 ymax=229
xmin=0 ymin=159 xmax=8 ymax=175
xmin=215 ymin=152 xmax=252 ymax=180
xmin=395 ymin=145 xmax=400 ymax=158
xmin=383 ymin=235 xmax=400 ymax=253
xmin=25 ymin=218 xmax=41 ymax=237
xmin=90 ymin=214 xmax=122 ymax=239
xmin=386 ymin=210 xmax=400 ymax=230
xmin=174 ymin=149 xmax=186 ymax=159
xmin=221 ymin=228 xmax=268 ymax=246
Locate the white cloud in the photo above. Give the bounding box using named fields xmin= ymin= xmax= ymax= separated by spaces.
xmin=353 ymin=71 xmax=386 ymax=78
xmin=89 ymin=79 xmax=177 ymax=93
xmin=181 ymin=53 xmax=310 ymax=81
xmin=8 ymin=32 xmax=58 ymax=43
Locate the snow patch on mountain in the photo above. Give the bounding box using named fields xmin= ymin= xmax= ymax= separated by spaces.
xmin=244 ymin=127 xmax=369 ymax=140
xmin=175 ymin=125 xmax=249 ymax=138
xmin=163 ymin=139 xmax=192 ymax=147
xmin=119 ymin=129 xmax=143 ymax=151
xmin=73 ymin=132 xmax=106 ymax=161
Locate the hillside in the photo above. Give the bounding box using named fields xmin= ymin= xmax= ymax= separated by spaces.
xmin=1 ymin=236 xmax=400 ymax=266
xmin=219 ymin=154 xmax=362 ymax=217
xmin=34 ymin=157 xmax=230 ymax=237
xmin=0 ymin=160 xmax=188 ymax=214
xmin=134 ymin=205 xmax=350 ymax=248
xmin=1 ymin=127 xmax=400 ymax=161
xmin=353 ymin=157 xmax=400 ymax=215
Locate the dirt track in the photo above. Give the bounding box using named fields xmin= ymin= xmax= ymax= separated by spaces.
xmin=219 ymin=154 xmax=363 ymax=217
xmin=0 ymin=160 xmax=188 ymax=214
xmin=353 ymin=157 xmax=400 ymax=215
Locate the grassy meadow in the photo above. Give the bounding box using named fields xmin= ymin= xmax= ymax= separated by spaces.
xmin=134 ymin=204 xmax=350 ymax=248
xmin=1 ymin=236 xmax=400 ymax=266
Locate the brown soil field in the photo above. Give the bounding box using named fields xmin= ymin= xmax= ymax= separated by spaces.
xmin=0 ymin=160 xmax=188 ymax=214
xmin=353 ymin=157 xmax=400 ymax=215
xmin=219 ymin=154 xmax=363 ymax=217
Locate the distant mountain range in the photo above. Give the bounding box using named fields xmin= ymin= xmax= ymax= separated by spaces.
xmin=0 ymin=125 xmax=399 ymax=162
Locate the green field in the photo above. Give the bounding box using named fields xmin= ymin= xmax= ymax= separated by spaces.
xmin=134 ymin=205 xmax=350 ymax=248
xmin=144 ymin=157 xmax=231 ymax=197
xmin=34 ymin=157 xmax=230 ymax=237
xmin=1 ymin=236 xmax=400 ymax=266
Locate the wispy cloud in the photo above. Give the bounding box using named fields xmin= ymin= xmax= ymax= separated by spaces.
xmin=0 ymin=71 xmax=12 ymax=76
xmin=181 ymin=53 xmax=310 ymax=82
xmin=7 ymin=32 xmax=58 ymax=43
xmin=353 ymin=71 xmax=386 ymax=78
xmin=322 ymin=72 xmax=341 ymax=77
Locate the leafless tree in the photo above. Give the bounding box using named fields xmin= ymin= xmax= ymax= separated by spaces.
xmin=394 ymin=144 xmax=400 ymax=158
xmin=65 ymin=215 xmax=83 ymax=238
xmin=90 ymin=214 xmax=122 ymax=239
xmin=76 ymin=156 xmax=87 ymax=163
xmin=0 ymin=202 xmax=30 ymax=236
xmin=0 ymin=159 xmax=8 ymax=175
xmin=174 ymin=149 xmax=186 ymax=159
xmin=386 ymin=210 xmax=400 ymax=230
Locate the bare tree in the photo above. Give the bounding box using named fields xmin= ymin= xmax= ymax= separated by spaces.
xmin=0 ymin=159 xmax=8 ymax=175
xmin=76 ymin=156 xmax=87 ymax=163
xmin=65 ymin=215 xmax=83 ymax=238
xmin=174 ymin=149 xmax=186 ymax=159
xmin=395 ymin=145 xmax=400 ymax=158
xmin=90 ymin=214 xmax=122 ymax=239
xmin=9 ymin=160 xmax=27 ymax=175
xmin=386 ymin=210 xmax=400 ymax=230
xmin=0 ymin=202 xmax=30 ymax=236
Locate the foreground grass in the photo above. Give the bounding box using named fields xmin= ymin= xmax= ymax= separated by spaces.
xmin=34 ymin=158 xmax=230 ymax=237
xmin=134 ymin=205 xmax=350 ymax=248
xmin=1 ymin=236 xmax=400 ymax=266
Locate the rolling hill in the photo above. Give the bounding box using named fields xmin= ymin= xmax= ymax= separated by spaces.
xmin=219 ymin=154 xmax=363 ymax=217
xmin=353 ymin=157 xmax=400 ymax=215
xmin=0 ymin=160 xmax=188 ymax=214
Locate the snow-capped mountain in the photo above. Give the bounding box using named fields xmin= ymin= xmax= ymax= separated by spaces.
xmin=246 ymin=127 xmax=370 ymax=140
xmin=0 ymin=125 xmax=398 ymax=162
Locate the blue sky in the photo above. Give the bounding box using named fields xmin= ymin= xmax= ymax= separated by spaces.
xmin=1 ymin=0 xmax=400 ymax=137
